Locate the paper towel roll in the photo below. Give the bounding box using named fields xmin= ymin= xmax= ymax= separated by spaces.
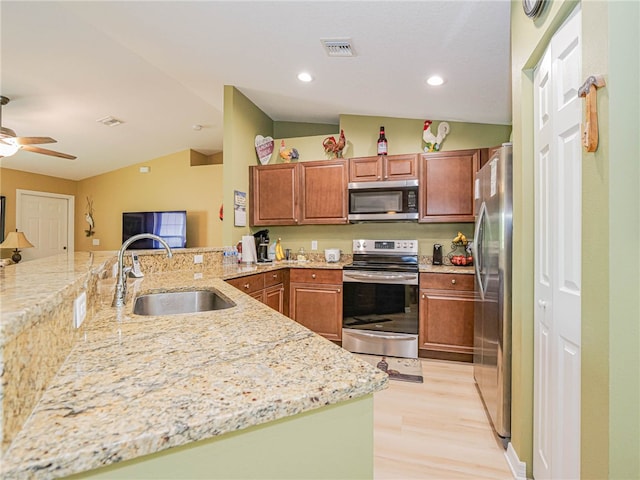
xmin=242 ymin=235 xmax=257 ymax=263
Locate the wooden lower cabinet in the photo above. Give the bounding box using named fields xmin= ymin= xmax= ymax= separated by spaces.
xmin=419 ymin=273 xmax=475 ymax=360
xmin=226 ymin=269 xmax=287 ymax=315
xmin=289 ymin=269 xmax=342 ymax=341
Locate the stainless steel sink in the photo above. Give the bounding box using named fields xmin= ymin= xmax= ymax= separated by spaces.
xmin=133 ymin=289 xmax=235 ymax=315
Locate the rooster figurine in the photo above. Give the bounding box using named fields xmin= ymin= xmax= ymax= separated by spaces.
xmin=322 ymin=129 xmax=347 ymax=158
xmin=423 ymin=120 xmax=450 ymax=152
xmin=279 ymin=140 xmax=299 ymax=163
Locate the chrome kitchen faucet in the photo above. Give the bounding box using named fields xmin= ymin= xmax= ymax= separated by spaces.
xmin=112 ymin=233 xmax=173 ymax=307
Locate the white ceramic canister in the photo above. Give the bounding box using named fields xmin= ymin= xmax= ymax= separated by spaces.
xmin=324 ymin=248 xmax=340 ymax=263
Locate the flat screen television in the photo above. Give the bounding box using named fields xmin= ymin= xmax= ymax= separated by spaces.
xmin=122 ymin=210 xmax=187 ymax=249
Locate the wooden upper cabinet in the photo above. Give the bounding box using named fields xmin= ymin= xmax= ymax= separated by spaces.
xmin=419 ymin=149 xmax=480 ymax=223
xmin=299 ymin=159 xmax=348 ymax=224
xmin=250 ymin=163 xmax=299 ymax=226
xmin=250 ymin=160 xmax=348 ymax=226
xmin=349 ymin=154 xmax=418 ymax=182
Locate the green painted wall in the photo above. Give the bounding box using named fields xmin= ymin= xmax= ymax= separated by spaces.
xmin=262 ymin=114 xmax=509 ymax=254
xmin=69 ymin=396 xmax=374 ymax=479
xmin=274 ymin=121 xmax=338 ymax=138
xmin=511 ymin=1 xmax=640 ymax=478
xmin=608 ymin=2 xmax=639 ymax=478
xmin=222 ymin=86 xmax=273 ymax=245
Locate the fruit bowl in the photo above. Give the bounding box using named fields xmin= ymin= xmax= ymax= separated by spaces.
xmin=449 ymin=254 xmax=473 ymax=267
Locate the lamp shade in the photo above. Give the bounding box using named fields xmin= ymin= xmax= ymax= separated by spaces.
xmin=0 ymin=231 xmax=35 ymax=249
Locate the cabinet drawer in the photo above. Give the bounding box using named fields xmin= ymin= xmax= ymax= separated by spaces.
xmin=226 ymin=273 xmax=265 ymax=293
xmin=420 ymin=273 xmax=474 ymax=291
xmin=290 ymin=268 xmax=342 ymax=284
xmin=264 ymin=269 xmax=286 ymax=287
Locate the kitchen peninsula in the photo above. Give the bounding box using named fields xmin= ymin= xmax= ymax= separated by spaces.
xmin=0 ymin=251 xmax=387 ymax=479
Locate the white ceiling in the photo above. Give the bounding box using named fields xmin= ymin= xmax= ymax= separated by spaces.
xmin=0 ymin=1 xmax=511 ymax=181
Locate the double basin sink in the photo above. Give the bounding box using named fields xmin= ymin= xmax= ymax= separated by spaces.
xmin=133 ymin=289 xmax=235 ymax=316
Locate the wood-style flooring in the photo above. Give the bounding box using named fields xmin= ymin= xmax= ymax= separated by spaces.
xmin=374 ymin=359 xmax=513 ymax=479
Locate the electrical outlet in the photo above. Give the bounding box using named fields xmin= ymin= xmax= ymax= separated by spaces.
xmin=92 ymin=238 xmax=100 ymax=246
xmin=311 ymin=240 xmax=318 ymax=251
xmin=74 ymin=291 xmax=87 ymax=328
xmin=194 ymin=254 xmax=203 ymax=264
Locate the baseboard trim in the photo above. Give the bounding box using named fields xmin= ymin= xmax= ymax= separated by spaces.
xmin=505 ymin=442 xmax=528 ymax=480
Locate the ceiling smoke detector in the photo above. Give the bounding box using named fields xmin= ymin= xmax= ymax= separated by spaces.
xmin=321 ymin=38 xmax=356 ymax=57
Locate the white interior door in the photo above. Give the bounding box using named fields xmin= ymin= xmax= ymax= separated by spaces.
xmin=17 ymin=190 xmax=74 ymax=261
xmin=533 ymin=7 xmax=582 ymax=480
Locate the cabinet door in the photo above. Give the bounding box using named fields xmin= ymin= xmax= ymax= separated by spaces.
xmin=299 ymin=159 xmax=348 ymax=224
xmin=289 ymin=283 xmax=342 ymax=341
xmin=250 ymin=164 xmax=299 ymax=226
xmin=264 ymin=283 xmax=285 ymax=313
xmin=226 ymin=273 xmax=265 ymax=294
xmin=349 ymin=156 xmax=382 ymax=182
xmin=419 ymin=149 xmax=479 ymax=223
xmin=384 ymin=154 xmax=418 ymax=180
xmin=419 ymin=288 xmax=475 ymax=354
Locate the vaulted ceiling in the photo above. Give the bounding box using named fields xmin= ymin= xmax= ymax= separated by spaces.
xmin=0 ymin=1 xmax=511 ymax=180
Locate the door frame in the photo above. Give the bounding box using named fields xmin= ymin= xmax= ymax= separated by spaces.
xmin=16 ymin=189 xmax=75 ymax=254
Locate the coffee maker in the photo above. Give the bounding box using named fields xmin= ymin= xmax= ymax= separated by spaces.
xmin=253 ymin=229 xmax=271 ymax=263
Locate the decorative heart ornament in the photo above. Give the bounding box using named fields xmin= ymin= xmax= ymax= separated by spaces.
xmin=255 ymin=135 xmax=274 ymax=165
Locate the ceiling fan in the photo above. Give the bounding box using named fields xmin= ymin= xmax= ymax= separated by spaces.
xmin=0 ymin=96 xmax=76 ymax=160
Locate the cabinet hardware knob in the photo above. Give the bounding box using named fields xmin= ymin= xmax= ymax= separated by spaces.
xmin=311 ymin=274 xmax=316 ymax=279
xmin=337 ymin=288 xmax=341 ymax=293
xmin=538 ymin=299 xmax=548 ymax=308
xmin=272 ymin=273 xmax=277 ymax=278
xmin=244 ymin=284 xmax=250 ymax=289
xmin=451 ymin=279 xmax=457 ymax=284
xmin=422 ymin=294 xmax=426 ymax=299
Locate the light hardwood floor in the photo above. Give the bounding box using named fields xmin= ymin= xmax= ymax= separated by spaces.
xmin=374 ymin=359 xmax=513 ymax=479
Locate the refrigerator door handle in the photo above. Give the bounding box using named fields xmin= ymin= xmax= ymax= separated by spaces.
xmin=474 ymin=201 xmax=488 ymax=300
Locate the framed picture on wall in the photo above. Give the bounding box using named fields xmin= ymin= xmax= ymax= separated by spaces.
xmin=0 ymin=195 xmax=5 ymax=243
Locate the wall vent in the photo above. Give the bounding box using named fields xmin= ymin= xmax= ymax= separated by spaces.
xmin=321 ymin=38 xmax=356 ymax=57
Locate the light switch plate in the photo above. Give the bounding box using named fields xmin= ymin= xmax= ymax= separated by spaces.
xmin=194 ymin=254 xmax=203 ymax=264
xmin=311 ymin=240 xmax=318 ymax=251
xmin=92 ymin=238 xmax=100 ymax=246
xmin=74 ymin=291 xmax=87 ymax=328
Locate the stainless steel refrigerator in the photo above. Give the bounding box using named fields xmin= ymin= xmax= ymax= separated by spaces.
xmin=472 ymin=143 xmax=512 ymax=448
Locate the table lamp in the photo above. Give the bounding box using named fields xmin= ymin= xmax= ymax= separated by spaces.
xmin=0 ymin=230 xmax=34 ymax=263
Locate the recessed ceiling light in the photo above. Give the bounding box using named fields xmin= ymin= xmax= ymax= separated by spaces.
xmin=297 ymin=72 xmax=313 ymax=83
xmin=426 ymin=75 xmax=445 ymax=86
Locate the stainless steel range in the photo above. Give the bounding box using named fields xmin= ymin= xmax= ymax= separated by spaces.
xmin=342 ymin=239 xmax=419 ymax=358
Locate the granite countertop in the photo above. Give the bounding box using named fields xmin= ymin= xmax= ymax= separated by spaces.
xmin=0 ymin=258 xmax=387 ymax=479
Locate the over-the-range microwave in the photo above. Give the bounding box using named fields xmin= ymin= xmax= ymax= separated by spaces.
xmin=348 ymin=179 xmax=419 ymax=222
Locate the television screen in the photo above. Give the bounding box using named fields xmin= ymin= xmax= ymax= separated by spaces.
xmin=122 ymin=210 xmax=187 ymax=249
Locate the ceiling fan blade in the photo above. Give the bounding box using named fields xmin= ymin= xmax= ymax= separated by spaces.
xmin=20 ymin=145 xmax=76 ymax=160
xmin=14 ymin=136 xmax=57 ymax=145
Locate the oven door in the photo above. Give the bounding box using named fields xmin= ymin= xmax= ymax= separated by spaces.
xmin=342 ymin=270 xmax=419 ymax=335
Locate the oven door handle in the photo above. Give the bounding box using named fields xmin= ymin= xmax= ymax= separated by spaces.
xmin=347 ymin=331 xmax=417 ymax=341
xmin=344 ymin=272 xmax=418 ymax=282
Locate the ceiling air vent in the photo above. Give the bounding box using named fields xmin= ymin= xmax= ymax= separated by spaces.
xmin=321 ymin=38 xmax=356 ymax=57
